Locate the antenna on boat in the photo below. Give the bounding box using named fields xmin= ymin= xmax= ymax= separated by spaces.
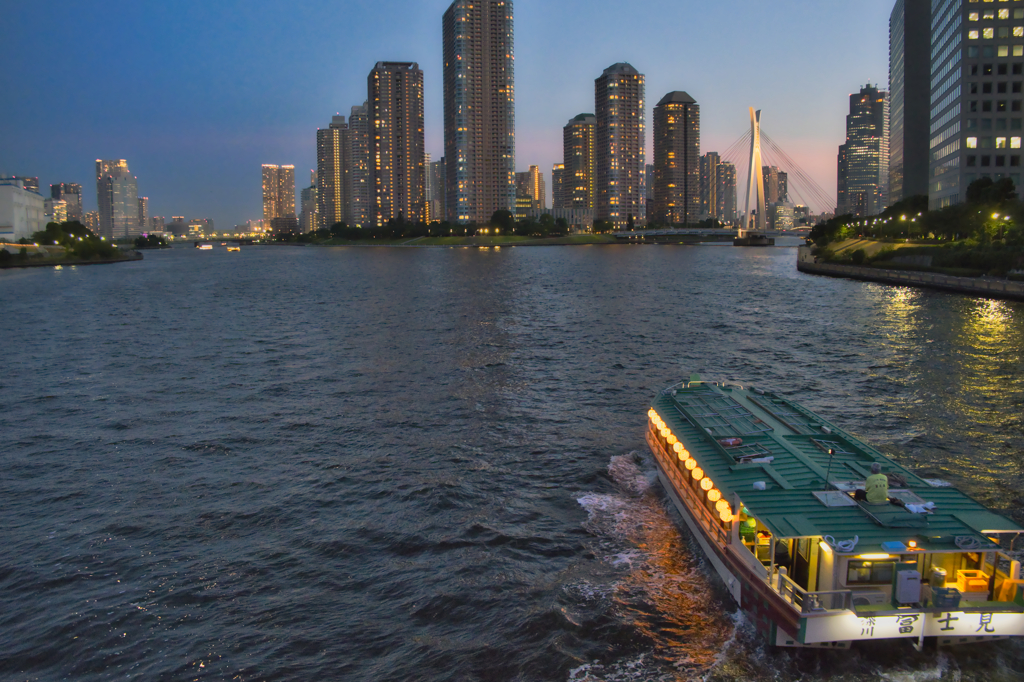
xmin=823 ymin=448 xmax=836 ymax=491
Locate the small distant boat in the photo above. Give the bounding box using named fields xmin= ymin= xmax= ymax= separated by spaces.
xmin=197 ymin=244 xmax=213 ymax=250
xmin=227 ymin=246 xmax=240 ymax=252
xmin=221 ymin=242 xmax=227 ymax=246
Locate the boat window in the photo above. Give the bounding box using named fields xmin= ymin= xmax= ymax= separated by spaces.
xmin=847 ymin=560 xmax=895 ymax=585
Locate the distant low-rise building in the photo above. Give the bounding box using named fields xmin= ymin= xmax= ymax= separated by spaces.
xmin=0 ymin=177 xmax=46 ymax=242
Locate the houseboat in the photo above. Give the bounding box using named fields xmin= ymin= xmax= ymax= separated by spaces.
xmin=647 ymin=377 xmax=1024 ymax=648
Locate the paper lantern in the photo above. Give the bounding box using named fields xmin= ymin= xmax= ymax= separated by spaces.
xmin=685 ymin=458 xmax=697 ymax=470
xmin=700 ymin=477 xmax=714 ymax=491
xmin=691 ymin=467 xmax=704 ymax=481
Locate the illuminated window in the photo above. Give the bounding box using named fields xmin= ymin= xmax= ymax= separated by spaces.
xmin=985 ymin=28 xmax=995 ymax=39
xmin=968 ymin=136 xmax=979 ymax=148
xmin=1000 ymin=9 xmax=1010 ymax=19
xmin=970 ymin=12 xmax=980 ymax=20
xmin=998 ymin=137 xmax=1008 ymax=148
xmin=970 ymin=30 xmax=981 ymax=39
xmin=1000 ymin=45 xmax=1010 ymax=56
xmin=1013 ymin=137 xmax=1022 ymax=148
xmin=1016 ymin=27 xmax=1024 ymax=36
xmin=1016 ymin=45 xmax=1024 ymax=56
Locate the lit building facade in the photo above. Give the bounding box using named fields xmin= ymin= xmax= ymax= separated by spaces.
xmin=836 ymin=84 xmax=889 ymax=216
xmin=563 ymin=113 xmax=596 ymax=210
xmin=442 ymin=0 xmax=515 ymax=223
xmin=429 ymin=157 xmax=446 ymax=222
xmin=652 ymin=91 xmax=700 ymax=225
xmin=889 ymin=0 xmax=931 ymax=203
xmin=551 ymin=163 xmax=567 ymax=209
xmin=347 ymin=102 xmax=372 ymax=227
xmin=317 ymin=116 xmax=348 ymax=230
xmin=596 ymin=63 xmax=645 ymax=229
xmin=96 ymin=159 xmax=139 ymax=239
xmin=369 ymin=61 xmax=425 ymax=224
xmin=138 ymin=197 xmax=148 ymax=231
xmin=931 ymin=0 xmax=1024 ymax=208
xmin=44 ymin=199 xmax=68 ymax=223
xmin=50 ymin=183 xmax=83 ymax=221
xmin=701 ymin=152 xmax=720 ymax=218
xmin=717 ymin=162 xmax=738 ymax=222
xmin=515 ymin=165 xmax=545 ymax=211
xmin=262 ymin=164 xmax=296 ymax=225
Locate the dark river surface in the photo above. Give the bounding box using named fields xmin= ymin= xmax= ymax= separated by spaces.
xmin=1 ymin=242 xmax=1023 ymax=681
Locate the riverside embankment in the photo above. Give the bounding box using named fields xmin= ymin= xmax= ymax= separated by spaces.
xmin=797 ymin=246 xmax=1024 ymax=301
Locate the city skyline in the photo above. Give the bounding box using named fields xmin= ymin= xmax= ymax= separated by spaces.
xmin=1 ymin=1 xmax=892 ymax=230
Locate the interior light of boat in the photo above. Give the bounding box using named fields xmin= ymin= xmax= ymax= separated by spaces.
xmin=685 ymin=458 xmax=697 ymax=470
xmin=700 ymin=477 xmax=714 ymax=491
xmin=857 ymin=553 xmax=891 ymax=560
xmin=818 ymin=541 xmax=832 ymax=555
xmin=692 ymin=467 xmax=704 ymax=480
xmin=716 ymin=499 xmax=730 ymax=512
xmin=707 ymin=488 xmax=722 ymax=502
xmin=908 ymin=540 xmax=917 ymax=549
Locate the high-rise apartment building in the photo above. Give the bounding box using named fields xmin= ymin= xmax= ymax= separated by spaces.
xmin=717 ymin=162 xmax=738 ymax=221
xmin=889 ymin=0 xmax=931 ymax=203
xmin=563 ymin=113 xmax=596 ymax=210
xmin=701 ymin=152 xmax=721 ymax=218
xmin=551 ymin=163 xmax=566 ymax=209
xmin=515 ymin=165 xmax=545 ymax=211
xmin=317 ymin=115 xmax=348 ymax=230
xmin=424 ymin=152 xmax=433 ymax=222
xmin=50 ymin=183 xmax=83 ymax=221
xmin=596 ymin=63 xmax=645 ymax=229
xmin=652 ymin=91 xmax=700 ymax=225
xmin=442 ymin=0 xmax=515 ymax=224
xmin=347 ymin=102 xmax=372 ymax=227
xmin=930 ymin=0 xmax=1024 ymax=208
xmin=138 ymin=197 xmax=148 ymax=230
xmin=429 ymin=157 xmax=446 ymax=222
xmin=96 ymin=159 xmax=139 ymax=240
xmin=837 ymin=85 xmax=889 ymax=216
xmin=262 ymin=164 xmax=296 ymax=226
xmin=369 ymin=61 xmax=425 ymax=225
xmin=300 ymin=174 xmax=318 ymax=233
xmin=762 ymin=166 xmax=788 ymax=204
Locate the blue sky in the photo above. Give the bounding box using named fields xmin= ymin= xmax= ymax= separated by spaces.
xmin=0 ymin=0 xmax=893 ymax=227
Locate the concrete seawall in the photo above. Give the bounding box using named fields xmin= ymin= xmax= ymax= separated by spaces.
xmin=796 ymin=247 xmax=1024 ymax=302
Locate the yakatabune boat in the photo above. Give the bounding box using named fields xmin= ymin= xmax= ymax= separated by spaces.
xmin=646 ymin=377 xmax=1024 ymax=648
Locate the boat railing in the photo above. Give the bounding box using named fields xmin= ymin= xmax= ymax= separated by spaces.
xmin=773 ymin=570 xmax=854 ymax=614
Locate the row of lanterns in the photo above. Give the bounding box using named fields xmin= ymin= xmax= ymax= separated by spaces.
xmin=649 ymin=408 xmax=735 ymax=523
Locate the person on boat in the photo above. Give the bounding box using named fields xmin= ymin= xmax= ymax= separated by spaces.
xmin=854 ymin=463 xmax=889 ymax=504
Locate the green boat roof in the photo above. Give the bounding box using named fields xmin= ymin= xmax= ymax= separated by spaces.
xmin=650 ymin=381 xmax=1023 ymax=555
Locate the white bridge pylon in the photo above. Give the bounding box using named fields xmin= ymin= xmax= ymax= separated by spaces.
xmin=744 ymin=108 xmax=767 ymax=235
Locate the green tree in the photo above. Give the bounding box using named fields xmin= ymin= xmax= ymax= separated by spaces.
xmin=490 ymin=209 xmax=515 ymax=234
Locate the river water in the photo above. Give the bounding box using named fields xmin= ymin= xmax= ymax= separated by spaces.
xmin=1 ymin=243 xmax=1022 ymax=681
